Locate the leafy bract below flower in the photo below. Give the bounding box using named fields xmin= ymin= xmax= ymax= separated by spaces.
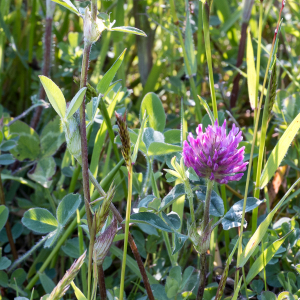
xmin=183 ymin=119 xmax=248 ymax=184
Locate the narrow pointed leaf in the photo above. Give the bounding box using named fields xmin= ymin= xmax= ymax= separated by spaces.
xmin=110 ymin=26 xmax=147 ymax=37
xmin=96 ymin=49 xmax=126 ymax=94
xmin=260 ymin=112 xmax=300 ymax=189
xmin=245 ymin=231 xmax=293 ymax=285
xmin=51 ymin=0 xmax=80 ymax=16
xmin=66 ymin=87 xmax=87 ymax=118
xmin=247 ymin=30 xmax=256 ymax=109
xmin=39 ymin=76 xmax=66 ymax=118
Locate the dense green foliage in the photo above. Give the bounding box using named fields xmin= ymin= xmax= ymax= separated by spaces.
xmin=1 ymin=1 xmax=300 ymax=300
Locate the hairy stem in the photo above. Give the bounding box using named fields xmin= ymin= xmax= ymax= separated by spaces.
xmin=79 ymin=42 xmax=94 ymax=300
xmin=30 ymin=3 xmax=54 ymax=129
xmin=197 ymin=253 xmax=207 ymax=300
xmin=98 ymin=265 xmax=107 ymax=300
xmin=119 ymin=164 xmax=133 ymax=300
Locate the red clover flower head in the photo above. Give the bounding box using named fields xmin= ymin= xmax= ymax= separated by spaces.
xmin=183 ymin=119 xmax=248 ymax=184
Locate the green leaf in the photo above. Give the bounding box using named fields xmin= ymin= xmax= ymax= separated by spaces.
xmin=162 ymin=212 xmax=181 ymax=230
xmin=196 ymin=187 xmax=224 ymax=217
xmin=71 ymin=281 xmax=88 ymax=300
xmin=247 ymin=30 xmax=256 ymax=110
xmin=110 ymin=26 xmax=147 ymax=37
xmin=232 ymin=277 xmax=242 ymax=300
xmin=65 ymin=87 xmax=87 ymax=118
xmin=296 ymin=264 xmax=300 ymax=274
xmin=140 ymin=93 xmax=166 ymax=132
xmin=109 ymin=245 xmax=157 ymax=284
xmin=40 ymin=117 xmax=65 ymax=158
xmin=97 ymin=49 xmax=126 ymax=94
xmin=172 ymin=232 xmax=188 ymax=255
xmin=261 ymin=291 xmax=278 ymax=300
xmin=185 ymin=8 xmax=196 ymax=76
xmin=11 ymin=268 xmax=27 ymax=286
xmin=0 ymin=270 xmax=8 ymax=287
xmin=22 ymin=208 xmax=58 ymax=233
xmin=180 ymin=266 xmax=195 ymax=291
xmin=56 ymin=194 xmax=81 ymax=226
xmin=0 ymin=257 xmax=11 ymax=270
xmin=245 ymin=231 xmax=293 ymax=285
xmin=0 ymin=154 xmax=15 ymax=165
xmin=278 ymin=292 xmax=295 ymax=300
xmin=39 ymin=75 xmax=66 ymax=119
xmin=0 ymin=206 xmax=9 ymax=232
xmin=27 ymin=156 xmax=56 ymax=188
xmin=147 ymin=142 xmax=182 ymax=156
xmin=238 ymin=178 xmax=300 ymax=268
xmin=165 ymin=276 xmax=179 ymax=299
xmin=44 ymin=227 xmax=63 ymax=248
xmin=129 ymin=212 xmax=173 ymax=232
xmin=132 ymin=112 xmax=148 ymax=164
xmin=61 ymin=238 xmax=84 ymax=258
xmin=51 ymin=0 xmax=80 ymax=16
xmin=9 ymin=121 xmax=40 ymax=161
xmin=260 ymin=111 xmax=300 ymax=189
xmin=164 ymin=130 xmax=181 ymax=145
xmin=39 ymin=272 xmax=55 ymax=294
xmin=0 ymin=140 xmax=17 ymax=151
xmin=160 ymin=184 xmax=185 ymax=211
xmin=143 ymin=127 xmax=164 ymax=149
xmin=222 ymin=197 xmax=264 ymax=230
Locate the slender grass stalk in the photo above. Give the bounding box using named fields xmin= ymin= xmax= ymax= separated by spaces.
xmin=196 ymin=179 xmax=213 ymax=300
xmin=220 ymin=185 xmax=229 ymax=257
xmin=169 ymin=0 xmax=202 ymax=122
xmin=202 ymin=2 xmax=218 ymax=121
xmin=235 ymin=1 xmax=285 ymax=287
xmin=252 ymin=0 xmax=264 ymax=236
xmin=87 ymin=170 xmax=155 ymax=300
xmin=119 ymin=163 xmax=133 ymax=300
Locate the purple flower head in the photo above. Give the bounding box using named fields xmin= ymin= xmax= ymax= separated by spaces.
xmin=183 ymin=119 xmax=248 ymax=184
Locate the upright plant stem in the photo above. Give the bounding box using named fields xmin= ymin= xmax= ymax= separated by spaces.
xmin=0 ymin=170 xmax=18 ymax=260
xmin=202 ymin=2 xmax=218 ymax=121
xmin=235 ymin=1 xmax=284 ymax=287
xmin=252 ymin=0 xmax=264 ymax=234
xmin=98 ymin=265 xmax=107 ymax=300
xmin=87 ymin=170 xmax=155 ymax=300
xmin=79 ymin=42 xmax=95 ymax=300
xmin=184 ymin=180 xmax=195 ymax=224
xmin=197 ymin=180 xmax=214 ymax=300
xmin=31 ymin=1 xmax=55 ymax=129
xmin=119 ymin=164 xmax=133 ymax=300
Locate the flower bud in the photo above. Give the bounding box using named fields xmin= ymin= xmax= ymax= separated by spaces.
xmin=95 ymin=183 xmax=115 ymax=233
xmin=83 ymin=7 xmax=106 ymax=45
xmin=62 ymin=116 xmax=82 ymax=164
xmin=115 ymin=112 xmax=131 ymax=166
xmin=93 ymin=217 xmax=117 ymax=266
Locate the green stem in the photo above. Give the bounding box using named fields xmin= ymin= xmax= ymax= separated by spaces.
xmin=220 ymin=185 xmax=229 ymax=257
xmin=25 ymin=207 xmax=86 ymax=290
xmin=119 ymin=164 xmax=133 ymax=300
xmin=235 ymin=8 xmax=283 ymax=287
xmin=202 ymin=2 xmax=218 ymax=121
xmin=196 ymin=180 xmax=214 ymax=300
xmin=169 ymin=0 xmax=202 ymax=122
xmin=184 ymin=180 xmax=195 ymax=224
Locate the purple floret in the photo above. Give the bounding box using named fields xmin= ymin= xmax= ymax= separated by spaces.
xmin=183 ymin=119 xmax=248 ymax=184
